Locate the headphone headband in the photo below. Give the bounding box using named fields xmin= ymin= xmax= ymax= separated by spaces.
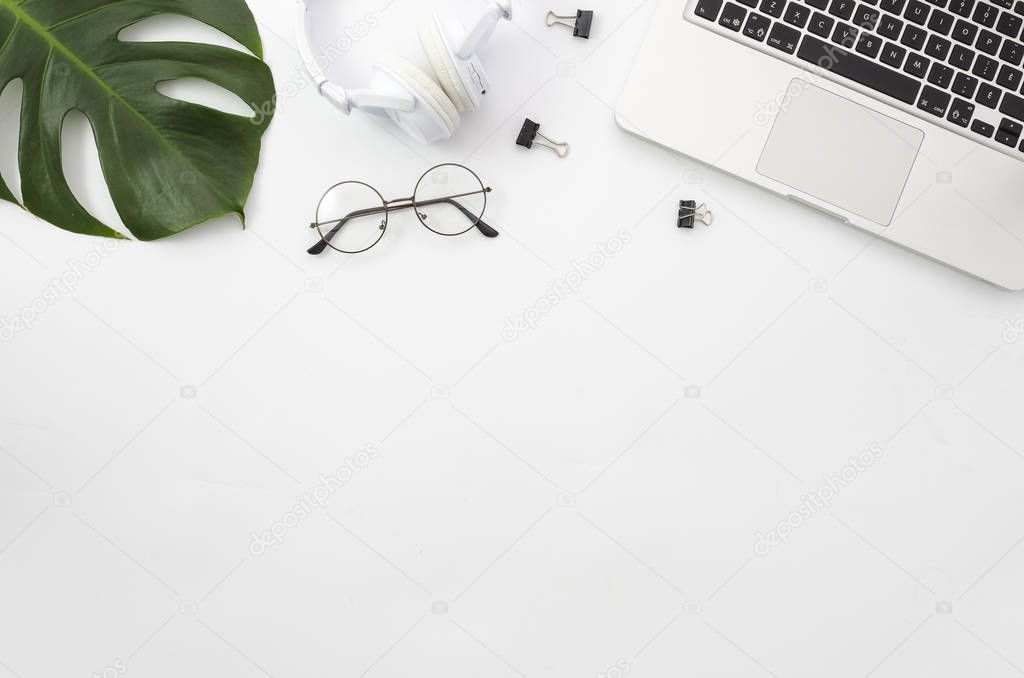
xmin=295 ymin=0 xmax=512 ymax=139
xmin=295 ymin=0 xmax=352 ymax=114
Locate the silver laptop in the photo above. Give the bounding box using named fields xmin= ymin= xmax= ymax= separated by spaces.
xmin=618 ymin=0 xmax=1024 ymax=289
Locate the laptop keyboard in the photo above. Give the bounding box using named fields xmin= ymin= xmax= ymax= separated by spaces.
xmin=691 ymin=0 xmax=1024 ymax=155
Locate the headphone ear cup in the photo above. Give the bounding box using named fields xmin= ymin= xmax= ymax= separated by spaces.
xmin=418 ymin=18 xmax=474 ymax=113
xmin=379 ymin=54 xmax=461 ymax=138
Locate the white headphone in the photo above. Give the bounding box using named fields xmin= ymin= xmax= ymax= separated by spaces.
xmin=296 ymin=0 xmax=513 ymax=144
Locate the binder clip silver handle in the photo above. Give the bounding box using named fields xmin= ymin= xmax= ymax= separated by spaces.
xmin=517 ymin=119 xmax=570 ymax=158
xmin=546 ymin=9 xmax=594 ymax=38
xmin=678 ymin=201 xmax=713 ymax=228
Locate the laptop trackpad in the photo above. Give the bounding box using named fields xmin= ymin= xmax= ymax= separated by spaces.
xmin=755 ymin=80 xmax=924 ymax=226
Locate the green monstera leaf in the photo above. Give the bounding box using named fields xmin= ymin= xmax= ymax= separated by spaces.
xmin=0 ymin=0 xmax=275 ymax=240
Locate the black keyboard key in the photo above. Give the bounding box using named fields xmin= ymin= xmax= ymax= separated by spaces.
xmin=1000 ymin=90 xmax=1024 ymax=119
xmin=1000 ymin=39 xmax=1024 ymax=63
xmin=882 ymin=0 xmax=909 ymax=12
xmin=833 ymin=20 xmax=861 ymax=44
xmin=761 ymin=0 xmax=787 ymax=15
xmin=738 ymin=0 xmax=759 ymax=8
xmin=767 ymin=21 xmax=802 ymax=50
xmin=998 ymin=63 xmax=1024 ymax=88
xmin=997 ymin=128 xmax=1021 ymax=144
xmin=998 ymin=9 xmax=1024 ymax=33
xmin=996 ymin=117 xmax=1022 ymax=144
xmin=905 ymin=51 xmax=932 ymax=74
xmin=949 ymin=0 xmax=976 ymax=13
xmin=950 ymin=44 xmax=977 ymax=67
xmin=720 ymin=2 xmax=749 ymax=29
xmin=928 ymin=8 xmax=957 ymax=32
xmin=933 ymin=61 xmax=954 ymax=84
xmin=696 ymin=0 xmax=725 ymax=18
xmin=918 ymin=84 xmax=952 ymax=113
xmin=807 ymin=0 xmax=830 ymax=8
xmin=902 ymin=23 xmax=929 ymax=47
xmin=926 ymin=33 xmax=953 ymax=57
xmin=993 ymin=0 xmax=1012 ymax=8
xmin=744 ymin=11 xmax=774 ymax=39
xmin=797 ymin=34 xmax=923 ymax=102
xmin=929 ymin=61 xmax=956 ymax=85
xmin=1002 ymin=117 xmax=1023 ymax=131
xmin=810 ymin=10 xmax=837 ymax=33
xmin=830 ymin=0 xmax=857 ymax=17
xmin=973 ymin=1 xmax=999 ymax=24
xmin=905 ymin=0 xmax=932 ymax=21
xmin=696 ymin=0 xmax=725 ymax=19
xmin=882 ymin=40 xmax=909 ymax=64
xmin=854 ymin=3 xmax=883 ymax=25
xmin=784 ymin=2 xmax=812 ymax=25
xmin=858 ymin=31 xmax=885 ymax=53
xmin=948 ymin=96 xmax=977 ymax=123
xmin=878 ymin=13 xmax=905 ymax=35
xmin=1016 ymin=0 xmax=1024 ymax=12
xmin=953 ymin=71 xmax=980 ymax=94
xmin=972 ymin=118 xmax=996 ymax=135
xmin=977 ymin=80 xmax=1002 ymax=105
xmin=977 ymin=29 xmax=1002 ymax=54
xmin=952 ymin=18 xmax=979 ymax=42
xmin=973 ymin=53 xmax=1000 ymax=78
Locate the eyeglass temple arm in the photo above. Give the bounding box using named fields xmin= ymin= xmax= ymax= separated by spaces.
xmin=308 ymin=205 xmax=383 ymax=255
xmin=429 ymin=197 xmax=500 ymax=238
xmin=307 ymin=198 xmax=498 ymax=255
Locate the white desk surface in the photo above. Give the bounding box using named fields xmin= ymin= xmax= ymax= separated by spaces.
xmin=3 ymin=1 xmax=1024 ymax=676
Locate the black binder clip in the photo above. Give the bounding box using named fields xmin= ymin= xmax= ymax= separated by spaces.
xmin=546 ymin=10 xmax=594 ymax=38
xmin=678 ymin=201 xmax=713 ymax=228
xmin=517 ymin=118 xmax=570 ymax=157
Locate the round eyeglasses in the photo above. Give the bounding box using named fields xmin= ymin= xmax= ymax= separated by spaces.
xmin=307 ymin=163 xmax=499 ymax=255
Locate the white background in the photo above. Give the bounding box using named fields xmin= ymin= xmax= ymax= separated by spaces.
xmin=3 ymin=0 xmax=1024 ymax=676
